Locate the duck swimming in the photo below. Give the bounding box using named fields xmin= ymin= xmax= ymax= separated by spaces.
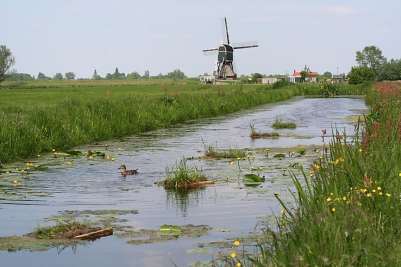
xmin=119 ymin=164 xmax=138 ymax=177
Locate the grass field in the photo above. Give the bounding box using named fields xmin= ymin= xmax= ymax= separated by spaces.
xmin=0 ymin=80 xmax=367 ymax=163
xmin=246 ymin=82 xmax=401 ymax=266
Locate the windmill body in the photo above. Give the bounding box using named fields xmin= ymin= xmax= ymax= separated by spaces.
xmin=203 ymin=18 xmax=258 ymax=80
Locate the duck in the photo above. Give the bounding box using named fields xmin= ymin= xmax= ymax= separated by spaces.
xmin=119 ymin=164 xmax=138 ymax=177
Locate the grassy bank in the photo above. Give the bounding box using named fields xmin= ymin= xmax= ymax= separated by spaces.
xmin=248 ymin=82 xmax=401 ymax=266
xmin=0 ymin=80 xmax=367 ymax=163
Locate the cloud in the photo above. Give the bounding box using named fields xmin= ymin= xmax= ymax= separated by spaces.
xmin=323 ymin=5 xmax=356 ymax=16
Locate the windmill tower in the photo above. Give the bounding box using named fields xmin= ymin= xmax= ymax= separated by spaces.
xmin=203 ymin=18 xmax=259 ymax=80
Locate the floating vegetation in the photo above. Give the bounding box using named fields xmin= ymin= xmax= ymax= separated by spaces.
xmin=204 ymin=145 xmax=246 ymax=159
xmin=250 ymin=123 xmax=279 ymax=139
xmin=273 ymin=153 xmax=286 ymax=159
xmin=119 ymin=224 xmax=211 ymax=245
xmin=159 ymin=159 xmax=214 ymax=190
xmin=0 ymin=221 xmax=111 ymax=252
xmin=296 ymin=147 xmax=306 ymax=155
xmin=272 ymin=119 xmax=297 ymax=129
xmin=243 ymin=173 xmax=265 ymax=187
xmin=33 ymin=221 xmax=99 ymax=240
xmin=0 ymin=209 xmax=139 ymax=252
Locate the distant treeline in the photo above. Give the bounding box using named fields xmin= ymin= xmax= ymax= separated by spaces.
xmin=5 ymin=68 xmax=187 ymax=81
xmin=348 ymin=46 xmax=401 ymax=84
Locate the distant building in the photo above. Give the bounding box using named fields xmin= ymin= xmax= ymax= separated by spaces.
xmin=260 ymin=77 xmax=279 ymax=84
xmin=288 ymin=68 xmax=319 ymax=83
xmin=332 ymin=74 xmax=347 ymax=84
xmin=199 ymin=74 xmax=216 ymax=84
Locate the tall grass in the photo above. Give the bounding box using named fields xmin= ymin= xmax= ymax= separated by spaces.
xmin=0 ymin=81 xmax=367 ymax=163
xmin=249 ymin=82 xmax=401 ymax=266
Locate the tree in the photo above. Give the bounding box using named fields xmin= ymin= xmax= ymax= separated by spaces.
xmin=377 ymin=59 xmax=401 ymax=81
xmin=112 ymin=67 xmax=126 ymax=79
xmin=322 ymin=72 xmax=333 ymax=79
xmin=348 ymin=66 xmax=375 ymax=84
xmin=127 ymin=72 xmax=141 ymax=79
xmin=65 ymin=72 xmax=75 ymax=80
xmin=53 ymin=73 xmax=63 ymax=80
xmin=300 ymin=71 xmax=307 ymax=83
xmin=6 ymin=72 xmax=34 ymax=81
xmin=356 ymin=46 xmax=386 ymax=75
xmin=0 ymin=45 xmax=15 ymax=82
xmin=37 ymin=72 xmax=50 ymax=80
xmin=249 ymin=73 xmax=263 ymax=83
xmin=166 ymin=69 xmax=186 ymax=80
xmin=92 ymin=69 xmax=102 ymax=80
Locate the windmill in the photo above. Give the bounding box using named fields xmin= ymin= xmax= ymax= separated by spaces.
xmin=203 ymin=17 xmax=259 ymax=80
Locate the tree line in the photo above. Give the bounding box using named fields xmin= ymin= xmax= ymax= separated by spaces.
xmin=348 ymin=46 xmax=401 ymax=84
xmin=0 ymin=45 xmax=186 ymax=82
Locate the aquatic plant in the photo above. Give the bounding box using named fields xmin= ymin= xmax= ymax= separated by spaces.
xmin=243 ymin=173 xmax=265 ymax=187
xmin=33 ymin=221 xmax=93 ymax=240
xmin=161 ymin=159 xmax=211 ymax=190
xmin=204 ymin=145 xmax=246 ymax=159
xmin=272 ymin=119 xmax=297 ymax=129
xmin=249 ymin=123 xmax=279 ymax=139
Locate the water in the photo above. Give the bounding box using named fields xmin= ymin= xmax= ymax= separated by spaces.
xmin=0 ymin=97 xmax=367 ymax=267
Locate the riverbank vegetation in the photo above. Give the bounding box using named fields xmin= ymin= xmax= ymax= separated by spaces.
xmin=0 ymin=80 xmax=367 ymax=163
xmin=247 ymin=82 xmax=401 ymax=266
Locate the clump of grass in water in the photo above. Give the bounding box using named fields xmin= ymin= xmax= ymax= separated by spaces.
xmin=272 ymin=119 xmax=297 ymax=129
xmin=162 ymin=159 xmax=211 ymax=190
xmin=204 ymin=145 xmax=246 ymax=159
xmin=33 ymin=221 xmax=94 ymax=240
xmin=249 ymin=123 xmax=280 ymax=139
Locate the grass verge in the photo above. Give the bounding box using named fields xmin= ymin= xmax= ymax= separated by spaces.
xmin=246 ymin=82 xmax=401 ymax=266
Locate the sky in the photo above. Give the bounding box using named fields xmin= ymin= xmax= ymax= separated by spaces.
xmin=2 ymin=0 xmax=401 ymax=78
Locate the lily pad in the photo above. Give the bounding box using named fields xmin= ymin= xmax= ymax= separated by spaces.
xmin=244 ymin=173 xmax=265 ymax=187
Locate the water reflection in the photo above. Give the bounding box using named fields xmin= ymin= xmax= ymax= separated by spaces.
xmin=166 ymin=188 xmax=205 ymax=216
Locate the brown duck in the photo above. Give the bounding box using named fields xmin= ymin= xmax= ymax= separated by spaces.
xmin=119 ymin=164 xmax=138 ymax=177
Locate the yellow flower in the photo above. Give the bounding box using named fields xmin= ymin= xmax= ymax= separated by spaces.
xmin=342 ymin=196 xmax=347 ymax=201
xmin=377 ymin=187 xmax=382 ymax=191
xmin=399 ymin=172 xmax=401 ymax=177
xmin=366 ymin=193 xmax=372 ymax=197
xmin=230 ymin=252 xmax=237 ymax=258
xmin=358 ymin=148 xmax=363 ymax=153
xmin=379 ymin=192 xmax=383 ymax=196
xmin=331 ymin=207 xmax=336 ymax=213
xmin=386 ymin=193 xmax=391 ymax=197
xmin=233 ymin=240 xmax=240 ymax=247
xmin=237 ymin=157 xmax=241 ymax=160
xmin=326 ymin=197 xmax=332 ymax=202
xmin=236 ymin=263 xmax=242 ymax=267
xmin=372 ymin=189 xmax=376 ymax=193
xmin=52 ymin=149 xmax=56 ymax=152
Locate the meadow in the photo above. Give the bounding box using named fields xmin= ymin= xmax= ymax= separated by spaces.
xmin=0 ymin=80 xmax=367 ymax=163
xmin=245 ymin=82 xmax=401 ymax=266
